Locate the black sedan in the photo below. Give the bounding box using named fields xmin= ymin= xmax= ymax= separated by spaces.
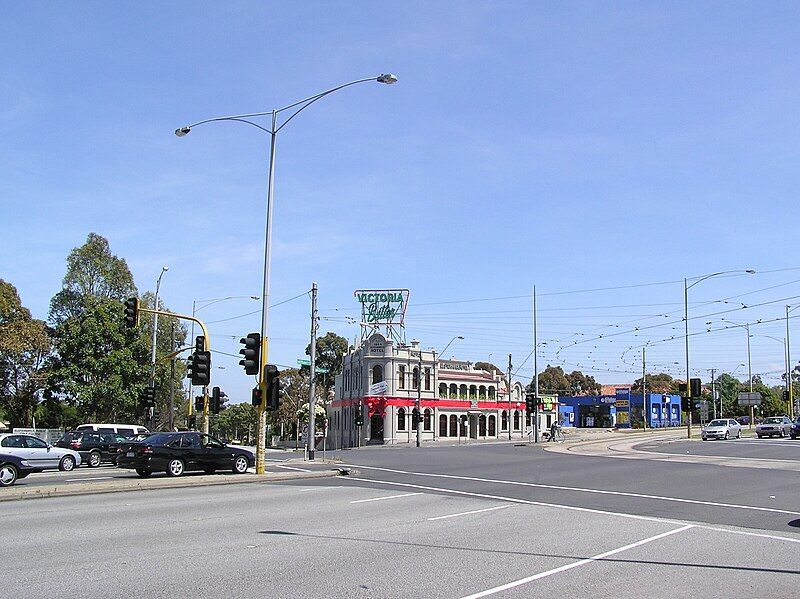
xmin=0 ymin=452 xmax=40 ymax=487
xmin=116 ymin=432 xmax=253 ymax=478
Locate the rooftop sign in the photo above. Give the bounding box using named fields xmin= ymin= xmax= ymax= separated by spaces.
xmin=354 ymin=289 xmax=409 ymax=326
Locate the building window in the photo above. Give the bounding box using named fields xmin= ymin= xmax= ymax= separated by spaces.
xmin=439 ymin=383 xmax=447 ymax=398
xmin=412 ymin=367 xmax=420 ymax=390
xmin=372 ymin=364 xmax=383 ymax=384
xmin=488 ymin=415 xmax=496 ymax=436
xmin=479 ymin=414 xmax=487 ymax=436
xmin=459 ymin=415 xmax=468 ymax=436
xmin=501 ymin=410 xmax=508 ymax=431
xmin=449 ymin=415 xmax=458 ymax=436
xmin=397 ymin=408 xmax=406 ymax=431
xmin=399 ymin=365 xmax=406 ymax=389
xmin=424 ymin=368 xmax=431 ymax=391
xmin=479 ymin=385 xmax=486 ymax=399
xmin=424 ymin=409 xmax=432 ymax=431
xmin=513 ymin=410 xmax=520 ymax=430
xmin=488 ymin=386 xmax=495 ymax=400
xmin=439 ymin=414 xmax=448 ymax=436
xmin=344 ymin=369 xmax=349 ymax=391
xmin=449 ymin=383 xmax=457 ymax=398
xmin=459 ymin=384 xmax=467 ymax=399
xmin=411 ymin=408 xmax=420 ymax=431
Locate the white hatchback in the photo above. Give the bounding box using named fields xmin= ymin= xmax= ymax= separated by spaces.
xmin=701 ymin=419 xmax=741 ymax=441
xmin=0 ymin=434 xmax=82 ymax=471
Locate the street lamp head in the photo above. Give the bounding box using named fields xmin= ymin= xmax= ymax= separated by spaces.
xmin=162 ymin=266 xmax=169 ymax=273
xmin=250 ymin=296 xmax=260 ymax=300
xmin=457 ymin=335 xmax=464 ymax=340
xmin=745 ymin=269 xmax=756 ymax=274
xmin=175 ymin=126 xmax=191 ymax=137
xmin=376 ymin=73 xmax=398 ymax=84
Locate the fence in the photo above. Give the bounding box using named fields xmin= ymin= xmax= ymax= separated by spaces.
xmin=13 ymin=428 xmax=64 ymax=444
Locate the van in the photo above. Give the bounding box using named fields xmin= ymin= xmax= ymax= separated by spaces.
xmin=75 ymin=423 xmax=150 ymax=438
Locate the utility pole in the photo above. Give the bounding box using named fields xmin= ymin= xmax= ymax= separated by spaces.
xmin=308 ymin=282 xmax=318 ymax=460
xmin=642 ymin=346 xmax=647 ymax=430
xmin=787 ymin=305 xmax=794 ymax=418
xmin=169 ymin=321 xmax=175 ymax=431
xmin=710 ymin=368 xmax=717 ymax=420
xmin=416 ymin=350 xmax=422 ymax=448
xmin=507 ymin=354 xmax=513 ymax=441
xmin=533 ymin=285 xmax=540 ymax=443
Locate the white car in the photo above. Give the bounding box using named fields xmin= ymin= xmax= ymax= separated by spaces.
xmin=756 ymin=416 xmax=793 ymax=438
xmin=0 ymin=433 xmax=82 ymax=471
xmin=701 ymin=419 xmax=741 ymax=441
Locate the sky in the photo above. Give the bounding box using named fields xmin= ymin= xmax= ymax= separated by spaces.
xmin=2 ymin=1 xmax=799 ymax=404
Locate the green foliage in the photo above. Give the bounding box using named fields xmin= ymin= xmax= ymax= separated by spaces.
xmin=631 ymin=373 xmax=676 ymax=394
xmin=210 ymin=403 xmax=258 ymax=443
xmin=46 ymin=297 xmax=151 ymax=423
xmin=474 ymin=361 xmax=503 ymax=375
xmin=566 ymin=370 xmax=601 ymax=395
xmin=303 ymin=332 xmax=347 ymax=399
xmin=531 ymin=365 xmax=570 ymax=395
xmin=0 ymin=279 xmax=51 ymax=428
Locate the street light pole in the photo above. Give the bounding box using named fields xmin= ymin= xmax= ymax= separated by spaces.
xmin=177 ymin=74 xmax=397 ymax=474
xmin=683 ymin=269 xmax=755 ymax=438
xmin=150 ymin=266 xmax=168 ymax=427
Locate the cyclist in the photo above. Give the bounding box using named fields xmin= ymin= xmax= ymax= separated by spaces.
xmin=549 ymin=420 xmax=558 ymax=442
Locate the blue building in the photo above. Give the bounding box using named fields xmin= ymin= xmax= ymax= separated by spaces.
xmin=558 ymin=389 xmax=681 ymax=428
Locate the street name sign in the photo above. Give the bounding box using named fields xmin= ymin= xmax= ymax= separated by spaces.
xmin=737 ymin=392 xmax=762 ymax=406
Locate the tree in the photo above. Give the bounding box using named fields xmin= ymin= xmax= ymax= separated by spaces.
xmin=530 ymin=365 xmax=570 ymax=395
xmin=474 ymin=361 xmax=503 ymax=376
xmin=303 ymin=332 xmax=348 ymax=400
xmin=271 ymin=368 xmax=310 ymax=440
xmin=715 ymin=373 xmax=743 ymax=417
xmin=566 ymin=370 xmax=601 ymax=395
xmin=631 ymin=373 xmax=676 ymax=394
xmin=211 ymin=403 xmax=258 ymax=444
xmin=49 ymin=233 xmax=137 ymax=324
xmin=46 ymin=297 xmax=151 ymax=423
xmin=0 ymin=280 xmax=51 ymax=428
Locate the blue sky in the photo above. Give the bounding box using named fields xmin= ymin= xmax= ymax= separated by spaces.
xmin=2 ymin=1 xmax=799 ymax=403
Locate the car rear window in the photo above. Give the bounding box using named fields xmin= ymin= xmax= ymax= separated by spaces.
xmin=117 ymin=428 xmax=135 ymax=437
xmin=58 ymin=431 xmax=83 ymax=442
xmin=142 ymin=433 xmax=175 ymax=445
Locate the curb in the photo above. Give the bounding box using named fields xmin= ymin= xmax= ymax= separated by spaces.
xmin=1 ymin=469 xmax=343 ymax=503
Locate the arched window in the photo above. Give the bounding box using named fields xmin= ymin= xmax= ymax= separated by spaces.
xmin=479 ymin=414 xmax=487 ymax=436
xmin=399 ymin=365 xmax=406 ymax=389
xmin=423 ymin=409 xmax=432 ymax=431
xmin=372 ymin=364 xmax=383 ymax=384
xmin=479 ymin=385 xmax=486 ymax=399
xmin=397 ymin=408 xmax=406 ymax=431
xmin=439 ymin=383 xmax=447 ymax=398
xmin=488 ymin=386 xmax=495 ymax=400
xmin=424 ymin=368 xmax=431 ymax=390
xmin=459 ymin=384 xmax=468 ymax=399
xmin=449 ymin=415 xmax=458 ymax=437
xmin=439 ymin=414 xmax=448 ymax=436
xmin=469 ymin=385 xmax=477 ymax=399
xmin=513 ymin=410 xmax=520 ymax=430
xmin=459 ymin=415 xmax=468 ymax=436
xmin=449 ymin=383 xmax=457 ymax=398
xmin=412 ymin=367 xmax=420 ymax=390
xmin=501 ymin=410 xmax=508 ymax=431
xmin=488 ymin=415 xmax=496 ymax=436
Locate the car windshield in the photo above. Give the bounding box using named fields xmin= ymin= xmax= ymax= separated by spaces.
xmin=707 ymin=420 xmax=727 ymax=427
xmin=764 ymin=417 xmax=783 ymax=424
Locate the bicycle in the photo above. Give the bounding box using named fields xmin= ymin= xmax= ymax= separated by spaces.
xmin=549 ymin=424 xmax=565 ymax=443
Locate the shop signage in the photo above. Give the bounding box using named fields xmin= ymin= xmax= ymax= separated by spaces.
xmin=438 ymin=360 xmax=470 ymax=371
xmin=600 ymin=396 xmax=616 ymax=404
xmin=354 ymin=289 xmax=409 ymax=325
xmin=615 ymin=400 xmax=630 ymax=408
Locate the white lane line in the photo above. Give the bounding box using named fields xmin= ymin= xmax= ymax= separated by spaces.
xmin=458 ymin=525 xmax=694 ymax=599
xmin=345 ymin=477 xmax=800 ymax=545
xmin=428 ymin=505 xmax=510 ymax=521
xmin=299 ymin=486 xmax=341 ymax=492
xmin=275 ymin=465 xmax=312 ymax=472
xmin=66 ymin=476 xmax=114 ymax=483
xmin=341 ymin=464 xmax=800 ymax=516
xmin=350 ymin=492 xmax=423 ymax=504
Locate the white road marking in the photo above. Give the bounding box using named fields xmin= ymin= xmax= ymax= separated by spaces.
xmin=65 ymin=476 xmax=114 ymax=483
xmin=275 ymin=465 xmax=312 ymax=472
xmin=428 ymin=505 xmax=510 ymax=521
xmin=345 ymin=477 xmax=800 ymax=544
xmin=350 ymin=492 xmax=423 ymax=504
xmin=299 ymin=486 xmax=341 ymax=492
xmin=458 ymin=525 xmax=694 ymax=599
xmin=342 ymin=464 xmax=800 ymax=516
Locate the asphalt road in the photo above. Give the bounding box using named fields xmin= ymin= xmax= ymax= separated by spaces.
xmin=4 ymin=438 xmax=799 ymax=598
xmin=634 ymin=436 xmax=800 ymax=462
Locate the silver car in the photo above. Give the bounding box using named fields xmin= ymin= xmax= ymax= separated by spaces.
xmin=0 ymin=433 xmax=82 ymax=471
xmin=756 ymin=416 xmax=793 ymax=438
xmin=701 ymin=419 xmax=741 ymax=441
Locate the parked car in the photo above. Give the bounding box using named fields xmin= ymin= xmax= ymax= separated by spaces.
xmin=0 ymin=433 xmax=81 ymax=471
xmin=116 ymin=432 xmax=253 ymax=478
xmin=736 ymin=416 xmax=751 ymax=426
xmin=790 ymin=418 xmax=800 ymax=439
xmin=756 ymin=416 xmax=793 ymax=438
xmin=75 ymin=423 xmax=150 ymax=438
xmin=0 ymin=453 xmax=40 ymax=487
xmin=55 ymin=431 xmax=127 ymax=467
xmin=701 ymin=419 xmax=742 ymax=441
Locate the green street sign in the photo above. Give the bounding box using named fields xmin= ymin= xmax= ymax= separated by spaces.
xmin=315 ymin=367 xmax=329 ymax=374
xmin=297 ymin=359 xmax=311 ymax=366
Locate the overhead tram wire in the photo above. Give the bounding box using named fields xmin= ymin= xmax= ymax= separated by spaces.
xmin=205 ymin=290 xmax=311 ymax=324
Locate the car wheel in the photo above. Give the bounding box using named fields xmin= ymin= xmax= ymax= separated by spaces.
xmin=724 ymin=431 xmax=729 ymax=440
xmin=0 ymin=464 xmax=19 ymax=487
xmin=233 ymin=455 xmax=249 ymax=474
xmin=757 ymin=434 xmax=763 ymax=439
xmin=780 ymin=429 xmax=787 ymax=438
xmin=59 ymin=455 xmax=76 ymax=471
xmin=87 ymin=451 xmax=102 ymax=468
xmin=166 ymin=458 xmax=184 ymax=477
xmin=737 ymin=429 xmax=741 ymax=438
xmin=702 ymin=435 xmax=707 ymax=441
xmin=203 ymin=468 xmax=216 ymax=475
xmin=135 ymin=469 xmax=152 ymax=478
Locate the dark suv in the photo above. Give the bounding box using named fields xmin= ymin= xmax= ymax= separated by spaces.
xmin=55 ymin=431 xmax=125 ymax=467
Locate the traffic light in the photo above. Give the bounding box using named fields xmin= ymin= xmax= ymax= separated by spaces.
xmin=251 ymin=387 xmax=263 ymax=407
xmin=191 ymin=351 xmax=211 ymax=386
xmin=355 ymin=404 xmax=364 ymax=427
xmin=195 ymin=335 xmax=206 ymax=353
xmin=680 ymin=397 xmax=690 ymax=411
xmin=239 ymin=333 xmax=261 ymax=376
xmin=411 ymin=408 xmax=421 ymax=427
xmin=210 ymin=387 xmax=227 ymax=415
xmin=678 ymin=382 xmax=688 ymax=396
xmin=195 ymin=396 xmax=204 ymax=412
xmin=525 ymin=394 xmax=535 ymax=415
xmin=784 ymin=390 xmax=790 ymax=402
xmin=124 ymin=297 xmax=139 ymax=328
xmin=139 ymin=387 xmax=156 ymax=408
xmin=690 ymin=378 xmax=702 ymax=398
xmin=265 ymin=364 xmax=283 ymax=411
